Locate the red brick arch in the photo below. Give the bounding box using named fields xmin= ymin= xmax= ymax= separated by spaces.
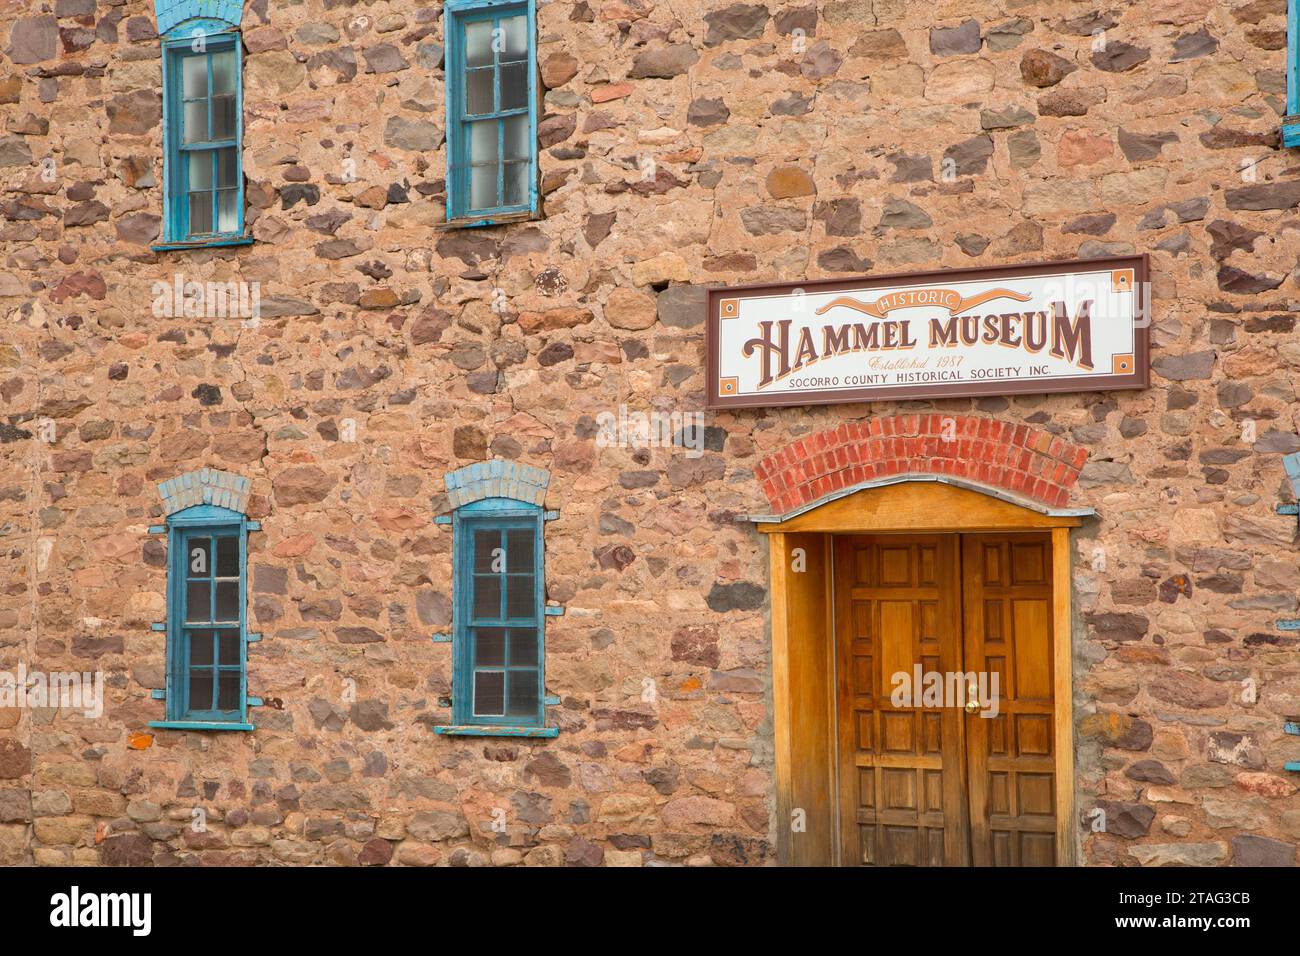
xmin=755 ymin=415 xmax=1089 ymax=514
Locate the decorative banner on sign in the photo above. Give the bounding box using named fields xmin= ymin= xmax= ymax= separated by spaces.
xmin=706 ymin=255 xmax=1150 ymax=409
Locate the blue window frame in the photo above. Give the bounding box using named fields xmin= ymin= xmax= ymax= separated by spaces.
xmin=1288 ymin=2 xmax=1300 ymax=146
xmin=159 ymin=27 xmax=246 ymax=245
xmin=151 ymin=504 xmax=252 ymax=730
xmin=445 ymin=0 xmax=539 ymax=225
xmin=449 ymin=500 xmax=547 ymax=729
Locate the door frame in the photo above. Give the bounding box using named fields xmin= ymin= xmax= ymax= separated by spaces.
xmin=759 ymin=478 xmax=1089 ymax=866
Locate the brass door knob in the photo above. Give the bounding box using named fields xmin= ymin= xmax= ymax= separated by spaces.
xmin=965 ymin=689 xmax=980 ymax=714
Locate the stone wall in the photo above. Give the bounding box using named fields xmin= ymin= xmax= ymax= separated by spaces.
xmin=1 ymin=0 xmax=1299 ymax=866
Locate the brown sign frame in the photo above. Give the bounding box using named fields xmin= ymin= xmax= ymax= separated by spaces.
xmin=705 ymin=254 xmax=1150 ymax=410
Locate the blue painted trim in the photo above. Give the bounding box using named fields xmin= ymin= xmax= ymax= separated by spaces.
xmin=1276 ymin=503 xmax=1299 ymax=515
xmin=148 ymin=525 xmax=167 ymax=534
xmin=156 ymin=0 xmax=244 ymax=36
xmin=1277 ymin=619 xmax=1300 ymax=631
xmin=151 ymin=689 xmax=166 ymax=700
xmin=246 ymin=632 xmax=261 ymax=643
xmin=148 ymin=720 xmax=255 ymax=732
xmin=151 ymin=622 xmax=166 ymax=631
xmin=431 ymin=632 xmax=452 ymax=643
xmin=247 ymin=696 xmax=263 ymax=707
xmin=433 ymin=724 xmax=558 ymax=738
xmin=451 ymin=506 xmax=547 ymax=729
xmin=542 ymin=694 xmax=560 ymax=706
xmin=163 ymin=506 xmax=251 ymax=726
xmin=1284 ymin=721 xmax=1300 ymax=736
xmin=544 ymin=510 xmax=559 ymax=521
xmin=1288 ymin=0 xmax=1300 ymax=132
xmin=434 ymin=515 xmax=453 ymax=525
xmin=444 ymin=0 xmax=538 ymax=223
xmin=160 ymin=30 xmax=245 ymax=244
xmin=151 ymin=236 xmax=254 ymax=252
xmin=245 ymin=520 xmax=260 ymax=531
xmin=544 ymin=606 xmax=564 ymax=616
xmin=1287 ymin=762 xmax=1300 ymax=772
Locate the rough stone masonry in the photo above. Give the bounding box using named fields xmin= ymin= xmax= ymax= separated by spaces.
xmin=1 ymin=0 xmax=1300 ymax=867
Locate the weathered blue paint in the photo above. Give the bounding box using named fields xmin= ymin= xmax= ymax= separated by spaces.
xmin=1284 ymin=721 xmax=1300 ymax=736
xmin=155 ymin=0 xmax=243 ymax=37
xmin=148 ymin=485 xmax=256 ymax=732
xmin=431 ymin=632 xmax=452 ymax=643
xmin=444 ymin=0 xmax=538 ymax=225
xmin=1277 ymin=619 xmax=1300 ymax=631
xmin=1287 ymin=762 xmax=1300 ymax=772
xmin=151 ymin=720 xmax=256 ymax=732
xmin=451 ymin=504 xmax=546 ymax=728
xmin=151 ymin=689 xmax=166 ymax=699
xmin=433 ymin=724 xmax=559 ymax=738
xmin=1287 ymin=0 xmax=1300 ymax=146
xmin=1274 ymin=504 xmax=1298 ymax=514
xmin=159 ymin=29 xmax=246 ymax=246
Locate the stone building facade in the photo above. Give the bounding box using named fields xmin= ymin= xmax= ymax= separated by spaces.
xmin=1 ymin=0 xmax=1299 ymax=868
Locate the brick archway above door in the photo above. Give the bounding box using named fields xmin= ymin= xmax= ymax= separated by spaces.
xmin=755 ymin=415 xmax=1089 ymax=514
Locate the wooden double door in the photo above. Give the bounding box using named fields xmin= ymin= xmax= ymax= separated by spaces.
xmin=834 ymin=533 xmax=1057 ymax=866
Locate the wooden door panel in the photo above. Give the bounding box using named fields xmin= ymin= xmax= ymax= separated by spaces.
xmin=962 ymin=533 xmax=1057 ymax=867
xmin=835 ymin=534 xmax=966 ymax=867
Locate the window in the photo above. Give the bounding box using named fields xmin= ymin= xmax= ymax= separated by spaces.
xmin=451 ymin=504 xmax=546 ymax=729
xmin=445 ymin=0 xmax=538 ymax=224
xmin=160 ymin=31 xmax=246 ymax=245
xmin=151 ymin=502 xmax=252 ymax=730
xmin=1289 ymin=1 xmax=1300 ymax=146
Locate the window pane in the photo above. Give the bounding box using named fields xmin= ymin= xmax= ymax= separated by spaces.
xmin=217 ymin=189 xmax=239 ymax=233
xmin=214 ymin=581 xmax=239 ymax=621
xmin=506 ymin=671 xmax=537 ymax=717
xmin=504 ymin=161 xmax=528 ymax=207
xmin=500 ymin=16 xmax=528 ymax=61
xmin=188 ymin=153 xmax=213 ymax=190
xmin=473 ymin=574 xmax=501 ymax=619
xmin=506 ymin=574 xmax=533 ymax=619
xmin=474 ymin=671 xmax=504 ymax=716
xmin=475 ymin=628 xmax=506 ymax=667
xmin=500 ymin=62 xmax=527 ymax=110
xmin=504 ymin=115 xmax=530 ymax=160
xmin=217 ymin=671 xmax=240 ymax=711
xmin=465 ymin=20 xmax=493 ymax=67
xmin=506 ymin=529 xmax=534 ymax=573
xmin=211 ymin=49 xmax=236 ymax=94
xmin=212 ymin=95 xmax=236 ymax=140
xmin=216 ymin=147 xmax=238 ymax=186
xmin=469 ymin=164 xmax=497 ymax=211
xmin=189 ymin=192 xmax=213 ymax=234
xmin=508 ymin=628 xmax=537 ymax=667
xmin=189 ymin=630 xmax=214 ymax=666
xmin=218 ymin=629 xmax=241 ymax=665
xmin=182 ymin=54 xmax=208 ymax=98
xmin=183 ymin=99 xmax=207 ymax=143
xmin=187 ymin=538 xmax=211 ymax=576
xmin=473 ymin=530 xmax=498 ymax=573
xmin=470 ymin=120 xmax=498 ymax=165
xmin=185 ymin=581 xmax=210 ymax=622
xmin=189 ymin=671 xmax=214 ymax=712
xmin=466 ymin=67 xmax=493 ymax=115
xmin=215 ymin=537 xmax=239 ymax=577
